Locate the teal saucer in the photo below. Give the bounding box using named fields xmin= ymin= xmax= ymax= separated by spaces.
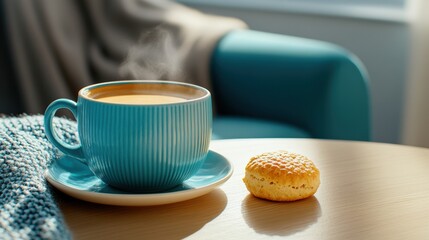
xmin=45 ymin=150 xmax=233 ymax=206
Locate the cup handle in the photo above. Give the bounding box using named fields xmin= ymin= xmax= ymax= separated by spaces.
xmin=44 ymin=99 xmax=85 ymax=161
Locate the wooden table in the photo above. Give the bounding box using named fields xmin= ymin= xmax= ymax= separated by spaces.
xmin=57 ymin=138 xmax=429 ymax=239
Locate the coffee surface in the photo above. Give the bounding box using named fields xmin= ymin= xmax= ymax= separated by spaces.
xmin=96 ymin=94 xmax=187 ymax=104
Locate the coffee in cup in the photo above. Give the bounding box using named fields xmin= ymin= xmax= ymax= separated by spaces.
xmin=95 ymin=94 xmax=187 ymax=104
xmin=44 ymin=80 xmax=212 ymax=192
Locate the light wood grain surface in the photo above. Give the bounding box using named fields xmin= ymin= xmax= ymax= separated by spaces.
xmin=56 ymin=139 xmax=429 ymax=239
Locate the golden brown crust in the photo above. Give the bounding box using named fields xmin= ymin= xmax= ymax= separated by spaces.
xmin=243 ymin=151 xmax=320 ymax=201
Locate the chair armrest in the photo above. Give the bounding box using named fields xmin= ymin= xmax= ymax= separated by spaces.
xmin=210 ymin=30 xmax=370 ymax=141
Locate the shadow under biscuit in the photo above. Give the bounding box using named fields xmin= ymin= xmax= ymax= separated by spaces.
xmin=241 ymin=194 xmax=321 ymax=237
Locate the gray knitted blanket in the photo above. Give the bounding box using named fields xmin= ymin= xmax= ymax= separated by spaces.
xmin=0 ymin=115 xmax=76 ymax=239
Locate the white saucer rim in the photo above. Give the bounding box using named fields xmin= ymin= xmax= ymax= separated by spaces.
xmin=45 ymin=150 xmax=233 ymax=206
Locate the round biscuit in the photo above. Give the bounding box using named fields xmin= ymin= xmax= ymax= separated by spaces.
xmin=243 ymin=150 xmax=320 ymax=201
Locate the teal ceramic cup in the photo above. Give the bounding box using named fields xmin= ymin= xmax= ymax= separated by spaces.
xmin=44 ymin=80 xmax=212 ymax=192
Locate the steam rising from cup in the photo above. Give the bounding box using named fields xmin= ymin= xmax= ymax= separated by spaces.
xmin=119 ymin=26 xmax=185 ymax=81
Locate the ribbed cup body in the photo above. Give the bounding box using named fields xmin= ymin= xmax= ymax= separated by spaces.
xmin=77 ymin=87 xmax=212 ymax=192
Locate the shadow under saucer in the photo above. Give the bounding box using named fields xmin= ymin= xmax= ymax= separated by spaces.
xmin=241 ymin=195 xmax=321 ymax=237
xmin=56 ymin=188 xmax=227 ymax=240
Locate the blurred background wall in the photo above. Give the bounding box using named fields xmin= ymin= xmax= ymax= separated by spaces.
xmin=178 ymin=0 xmax=413 ymax=145
xmin=402 ymin=0 xmax=429 ymax=147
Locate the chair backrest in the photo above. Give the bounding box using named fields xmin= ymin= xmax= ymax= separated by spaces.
xmin=210 ymin=30 xmax=371 ymax=141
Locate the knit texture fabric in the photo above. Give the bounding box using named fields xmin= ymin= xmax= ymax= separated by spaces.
xmin=0 ymin=115 xmax=76 ymax=239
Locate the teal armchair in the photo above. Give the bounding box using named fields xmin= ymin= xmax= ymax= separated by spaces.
xmin=211 ymin=30 xmax=371 ymax=141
